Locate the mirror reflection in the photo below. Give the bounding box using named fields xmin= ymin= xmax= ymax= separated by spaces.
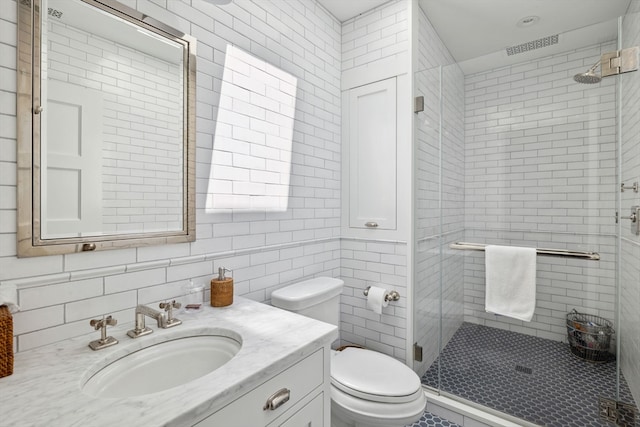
xmin=42 ymin=0 xmax=184 ymax=238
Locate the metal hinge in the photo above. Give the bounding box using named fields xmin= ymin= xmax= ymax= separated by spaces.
xmin=602 ymin=47 xmax=639 ymax=78
xmin=414 ymin=96 xmax=424 ymax=113
xmin=621 ymin=182 xmax=639 ymax=193
xmin=599 ymin=397 xmax=638 ymax=426
xmin=413 ymin=342 xmax=423 ymax=362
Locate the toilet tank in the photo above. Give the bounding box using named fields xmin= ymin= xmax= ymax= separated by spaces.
xmin=271 ymin=277 xmax=344 ymax=327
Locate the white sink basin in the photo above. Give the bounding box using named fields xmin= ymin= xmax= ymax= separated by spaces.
xmin=82 ymin=332 xmax=242 ymax=398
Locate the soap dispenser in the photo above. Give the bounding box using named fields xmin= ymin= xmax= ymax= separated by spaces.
xmin=210 ymin=267 xmax=233 ymax=307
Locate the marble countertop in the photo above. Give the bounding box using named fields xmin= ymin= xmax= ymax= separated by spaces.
xmin=0 ymin=297 xmax=337 ymax=427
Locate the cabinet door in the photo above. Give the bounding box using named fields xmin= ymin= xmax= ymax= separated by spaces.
xmin=193 ymin=350 xmax=323 ymax=427
xmin=277 ymin=392 xmax=323 ymax=427
xmin=348 ymin=78 xmax=397 ymax=230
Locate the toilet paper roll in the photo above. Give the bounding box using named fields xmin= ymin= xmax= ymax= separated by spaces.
xmin=366 ymin=286 xmax=389 ymax=315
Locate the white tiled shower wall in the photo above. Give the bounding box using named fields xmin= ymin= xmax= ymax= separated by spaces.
xmin=0 ymin=0 xmax=345 ymax=353
xmin=621 ymin=1 xmax=640 ymax=405
xmin=46 ymin=19 xmax=184 ymax=233
xmin=462 ymin=42 xmax=618 ymax=342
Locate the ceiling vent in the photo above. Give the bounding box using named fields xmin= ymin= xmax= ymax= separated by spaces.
xmin=47 ymin=8 xmax=64 ymax=19
xmin=506 ymin=34 xmax=559 ymax=56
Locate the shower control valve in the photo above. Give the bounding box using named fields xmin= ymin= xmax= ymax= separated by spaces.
xmin=620 ymin=206 xmax=640 ymax=236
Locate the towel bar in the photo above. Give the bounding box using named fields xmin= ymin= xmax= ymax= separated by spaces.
xmin=449 ymin=242 xmax=600 ymax=261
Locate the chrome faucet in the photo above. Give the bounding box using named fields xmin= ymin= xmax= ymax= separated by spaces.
xmin=127 ymin=301 xmax=181 ymax=338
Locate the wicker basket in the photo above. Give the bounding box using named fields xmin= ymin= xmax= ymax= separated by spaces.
xmin=566 ymin=309 xmax=613 ymax=363
xmin=0 ymin=305 xmax=13 ymax=378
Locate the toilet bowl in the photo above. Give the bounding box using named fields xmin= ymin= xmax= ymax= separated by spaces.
xmin=271 ymin=277 xmax=426 ymax=427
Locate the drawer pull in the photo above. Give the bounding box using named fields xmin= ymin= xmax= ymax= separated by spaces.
xmin=364 ymin=222 xmax=378 ymax=228
xmin=263 ymin=388 xmax=290 ymax=411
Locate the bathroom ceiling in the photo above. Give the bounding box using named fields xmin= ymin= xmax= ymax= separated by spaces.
xmin=419 ymin=0 xmax=632 ymax=72
xmin=316 ymin=0 xmax=388 ymax=22
xmin=318 ymin=0 xmax=632 ymax=73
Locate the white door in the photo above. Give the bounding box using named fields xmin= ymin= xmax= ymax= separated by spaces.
xmin=41 ymin=80 xmax=103 ymax=238
xmin=348 ymin=78 xmax=397 ymax=230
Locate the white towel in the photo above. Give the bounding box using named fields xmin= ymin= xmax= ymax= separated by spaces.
xmin=485 ymin=245 xmax=536 ymax=322
xmin=0 ymin=283 xmax=20 ymax=314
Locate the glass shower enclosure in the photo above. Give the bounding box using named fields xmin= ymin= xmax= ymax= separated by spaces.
xmin=413 ymin=5 xmax=640 ymax=427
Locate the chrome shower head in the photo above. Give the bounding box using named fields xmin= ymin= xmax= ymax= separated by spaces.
xmin=573 ymin=60 xmax=602 ymax=84
xmin=574 ymin=70 xmax=602 ymax=84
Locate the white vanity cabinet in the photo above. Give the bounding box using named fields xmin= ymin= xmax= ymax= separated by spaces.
xmin=1 ymin=298 xmax=337 ymax=427
xmin=194 ymin=348 xmax=328 ymax=427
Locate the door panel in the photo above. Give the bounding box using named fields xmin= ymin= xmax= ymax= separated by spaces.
xmin=42 ymin=80 xmax=103 ymax=238
xmin=348 ymin=78 xmax=397 ymax=230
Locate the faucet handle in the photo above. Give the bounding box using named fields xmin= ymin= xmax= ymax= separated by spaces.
xmin=89 ymin=318 xmax=102 ymax=330
xmin=90 ymin=315 xmax=117 ymax=330
xmin=159 ymin=300 xmax=182 ymax=328
xmin=88 ymin=315 xmax=118 ymax=351
xmin=160 ymin=300 xmax=181 ymax=310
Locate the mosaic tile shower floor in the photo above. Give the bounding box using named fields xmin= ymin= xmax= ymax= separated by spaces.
xmin=406 ymin=412 xmax=462 ymax=427
xmin=420 ymin=322 xmax=639 ymax=427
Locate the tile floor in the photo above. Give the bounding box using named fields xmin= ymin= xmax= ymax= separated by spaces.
xmin=406 ymin=411 xmax=463 ymax=427
xmin=421 ymin=322 xmax=639 ymax=427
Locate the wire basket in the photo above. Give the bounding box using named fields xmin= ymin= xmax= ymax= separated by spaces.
xmin=566 ymin=309 xmax=614 ymax=363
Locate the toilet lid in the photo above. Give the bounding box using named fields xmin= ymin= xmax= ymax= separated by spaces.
xmin=331 ymin=347 xmax=422 ymax=403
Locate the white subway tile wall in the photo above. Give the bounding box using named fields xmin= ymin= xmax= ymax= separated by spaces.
xmin=341 ymin=0 xmax=407 ymax=73
xmin=340 ymin=239 xmax=408 ymax=360
xmin=338 ymin=0 xmax=410 ymax=362
xmin=462 ymin=42 xmax=618 ymax=341
xmin=620 ymin=3 xmax=640 ymax=405
xmin=0 ymin=0 xmax=343 ymax=353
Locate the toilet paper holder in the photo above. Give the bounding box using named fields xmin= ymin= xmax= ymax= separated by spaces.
xmin=363 ymin=286 xmax=400 ymax=302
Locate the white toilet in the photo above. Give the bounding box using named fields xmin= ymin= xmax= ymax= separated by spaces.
xmin=271 ymin=277 xmax=426 ymax=427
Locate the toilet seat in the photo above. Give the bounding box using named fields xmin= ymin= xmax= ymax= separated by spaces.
xmin=331 ymin=347 xmax=422 ymax=403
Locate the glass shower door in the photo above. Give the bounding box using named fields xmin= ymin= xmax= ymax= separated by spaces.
xmin=616 ymin=7 xmax=640 ymax=426
xmin=413 ymin=64 xmax=446 ymax=382
xmin=412 ymin=61 xmax=465 ymax=392
xmin=413 ymin=11 xmax=640 ymax=426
